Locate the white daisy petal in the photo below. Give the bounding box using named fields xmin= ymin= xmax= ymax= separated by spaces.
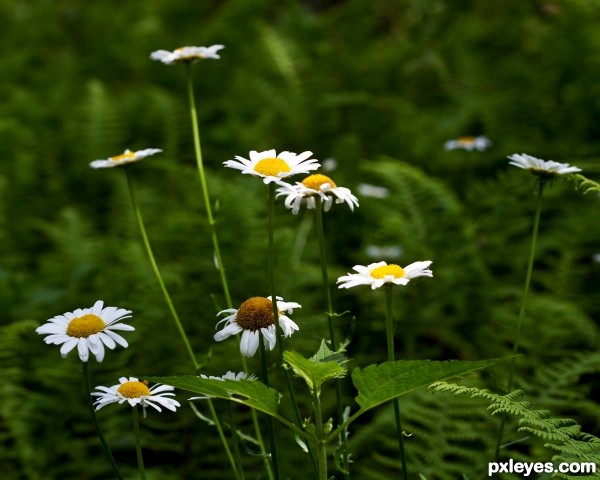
xmin=507 ymin=153 xmax=581 ymax=176
xmin=337 ymin=261 xmax=433 ymax=290
xmin=36 ymin=300 xmax=134 ymax=362
xmin=224 ymin=149 xmax=320 ymax=184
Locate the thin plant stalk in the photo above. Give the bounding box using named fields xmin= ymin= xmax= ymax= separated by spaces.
xmin=385 ymin=287 xmax=409 ymax=480
xmin=259 ymin=339 xmax=280 ymax=480
xmin=186 ymin=64 xmax=270 ymax=479
xmin=314 ymin=198 xmax=350 ymax=479
xmin=312 ymin=388 xmax=328 ymax=480
xmin=185 ymin=63 xmax=232 ymax=308
xmin=82 ymin=362 xmax=124 ymax=480
xmin=226 ymin=402 xmax=245 ymax=480
xmin=132 ymin=406 xmax=147 ymax=480
xmin=495 ymin=179 xmax=545 ymax=459
xmin=124 ymin=167 xmax=241 ymax=479
xmin=125 ymin=167 xmax=198 ymax=371
xmin=268 ymin=183 xmax=319 ymax=476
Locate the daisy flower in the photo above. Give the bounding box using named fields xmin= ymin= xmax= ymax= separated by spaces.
xmin=276 ymin=174 xmax=359 ymax=214
xmin=150 ymin=45 xmax=224 ymax=64
xmin=508 ymin=153 xmax=582 ymax=176
xmin=89 ymin=148 xmax=162 ymax=169
xmin=356 ymin=183 xmax=390 ymax=199
xmin=36 ymin=300 xmax=134 ymax=362
xmin=93 ymin=377 xmax=180 ymax=418
xmin=200 ymin=371 xmax=258 ymax=381
xmin=444 ymin=135 xmax=491 ymax=151
xmin=214 ymin=296 xmax=301 ymax=357
xmin=223 ymin=149 xmax=320 ymax=184
xmin=337 ymin=261 xmax=433 ymax=290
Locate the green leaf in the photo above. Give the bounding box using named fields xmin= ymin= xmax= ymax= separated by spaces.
xmin=148 ymin=375 xmax=281 ymax=417
xmin=284 ymin=347 xmax=347 ymax=395
xmin=352 ymin=358 xmax=511 ymax=411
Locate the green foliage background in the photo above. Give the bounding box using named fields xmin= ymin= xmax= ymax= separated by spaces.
xmin=1 ymin=0 xmax=599 ymax=478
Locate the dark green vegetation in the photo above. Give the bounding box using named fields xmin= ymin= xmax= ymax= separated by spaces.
xmin=2 ymin=0 xmax=600 ymax=478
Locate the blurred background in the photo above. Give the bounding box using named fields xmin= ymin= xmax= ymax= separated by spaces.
xmin=2 ymin=0 xmax=600 ymax=478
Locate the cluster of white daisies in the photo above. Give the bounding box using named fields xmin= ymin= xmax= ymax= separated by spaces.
xmin=36 ymin=44 xmax=583 ymax=416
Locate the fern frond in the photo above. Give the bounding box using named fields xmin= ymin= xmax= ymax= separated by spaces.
xmin=430 ymin=381 xmax=600 ymax=477
xmin=567 ymin=173 xmax=600 ymax=195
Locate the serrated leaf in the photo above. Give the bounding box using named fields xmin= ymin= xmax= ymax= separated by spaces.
xmin=352 ymin=358 xmax=511 ymax=411
xmin=148 ymin=375 xmax=281 ymax=417
xmin=310 ymin=338 xmax=347 ymax=365
xmin=284 ymin=349 xmax=347 ymax=394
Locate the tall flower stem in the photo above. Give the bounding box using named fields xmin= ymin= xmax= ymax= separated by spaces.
xmin=185 ymin=64 xmax=269 ymax=479
xmin=313 ymin=388 xmax=328 ymax=480
xmin=125 ymin=167 xmax=241 ymax=479
xmin=268 ymin=183 xmax=319 ymax=476
xmin=125 ymin=167 xmax=198 ymax=371
xmin=314 ymin=200 xmax=350 ymax=479
xmin=259 ymin=339 xmax=280 ymax=480
xmin=82 ymin=362 xmax=123 ymax=480
xmin=385 ymin=287 xmax=409 ymax=480
xmin=186 ymin=63 xmax=232 ymax=308
xmin=132 ymin=406 xmax=147 ymax=480
xmin=226 ymin=402 xmax=245 ymax=480
xmin=495 ymin=179 xmax=545 ymax=459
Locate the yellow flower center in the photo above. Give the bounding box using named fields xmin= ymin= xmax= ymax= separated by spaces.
xmin=66 ymin=314 xmax=106 ymax=338
xmin=236 ymin=297 xmax=275 ymax=331
xmin=110 ymin=150 xmax=135 ymax=162
xmin=302 ymin=174 xmax=337 ymax=190
xmin=457 ymin=136 xmax=476 ymax=146
xmin=254 ymin=158 xmax=291 ymax=177
xmin=370 ymin=264 xmax=405 ymax=279
xmin=117 ymin=380 xmax=151 ymax=398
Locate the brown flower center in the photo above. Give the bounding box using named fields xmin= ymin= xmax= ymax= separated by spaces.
xmin=370 ymin=264 xmax=405 ymax=279
xmin=236 ymin=297 xmax=274 ymax=331
xmin=66 ymin=314 xmax=106 ymax=338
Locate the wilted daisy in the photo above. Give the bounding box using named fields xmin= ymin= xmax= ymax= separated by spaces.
xmin=214 ymin=296 xmax=301 ymax=357
xmin=150 ymin=45 xmax=224 ymax=64
xmin=508 ymin=153 xmax=582 ymax=176
xmin=93 ymin=377 xmax=180 ymax=418
xmin=337 ymin=261 xmax=433 ymax=290
xmin=276 ymin=174 xmax=359 ymax=214
xmin=223 ymin=149 xmax=320 ymax=184
xmin=36 ymin=300 xmax=134 ymax=362
xmin=89 ymin=148 xmax=162 ymax=169
xmin=444 ymin=135 xmax=491 ymax=151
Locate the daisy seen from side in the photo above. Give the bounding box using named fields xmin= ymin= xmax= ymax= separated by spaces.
xmin=36 ymin=300 xmax=134 ymax=362
xmin=90 ymin=148 xmax=162 ymax=169
xmin=223 ymin=149 xmax=320 ymax=184
xmin=150 ymin=45 xmax=224 ymax=64
xmin=444 ymin=135 xmax=491 ymax=151
xmin=507 ymin=153 xmax=582 ymax=177
xmin=214 ymin=296 xmax=301 ymax=357
xmin=276 ymin=173 xmax=359 ymax=214
xmin=337 ymin=261 xmax=433 ymax=290
xmin=93 ymin=377 xmax=180 ymax=418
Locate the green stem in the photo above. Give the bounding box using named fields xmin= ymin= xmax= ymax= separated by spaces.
xmin=314 ymin=200 xmax=350 ymax=479
xmin=82 ymin=362 xmax=124 ymax=480
xmin=259 ymin=339 xmax=280 ymax=480
xmin=385 ymin=288 xmax=409 ymax=480
xmin=186 ymin=63 xmax=232 ymax=309
xmin=226 ymin=403 xmax=245 ymax=480
xmin=207 ymin=398 xmax=241 ymax=480
xmin=495 ymin=179 xmax=545 ymax=459
xmin=125 ymin=167 xmax=241 ymax=478
xmin=132 ymin=406 xmax=147 ymax=480
xmin=268 ymin=183 xmax=319 ymax=477
xmin=125 ymin=167 xmax=198 ymax=371
xmin=312 ymin=388 xmax=328 ymax=480
xmin=185 ymin=65 xmax=266 ymax=479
